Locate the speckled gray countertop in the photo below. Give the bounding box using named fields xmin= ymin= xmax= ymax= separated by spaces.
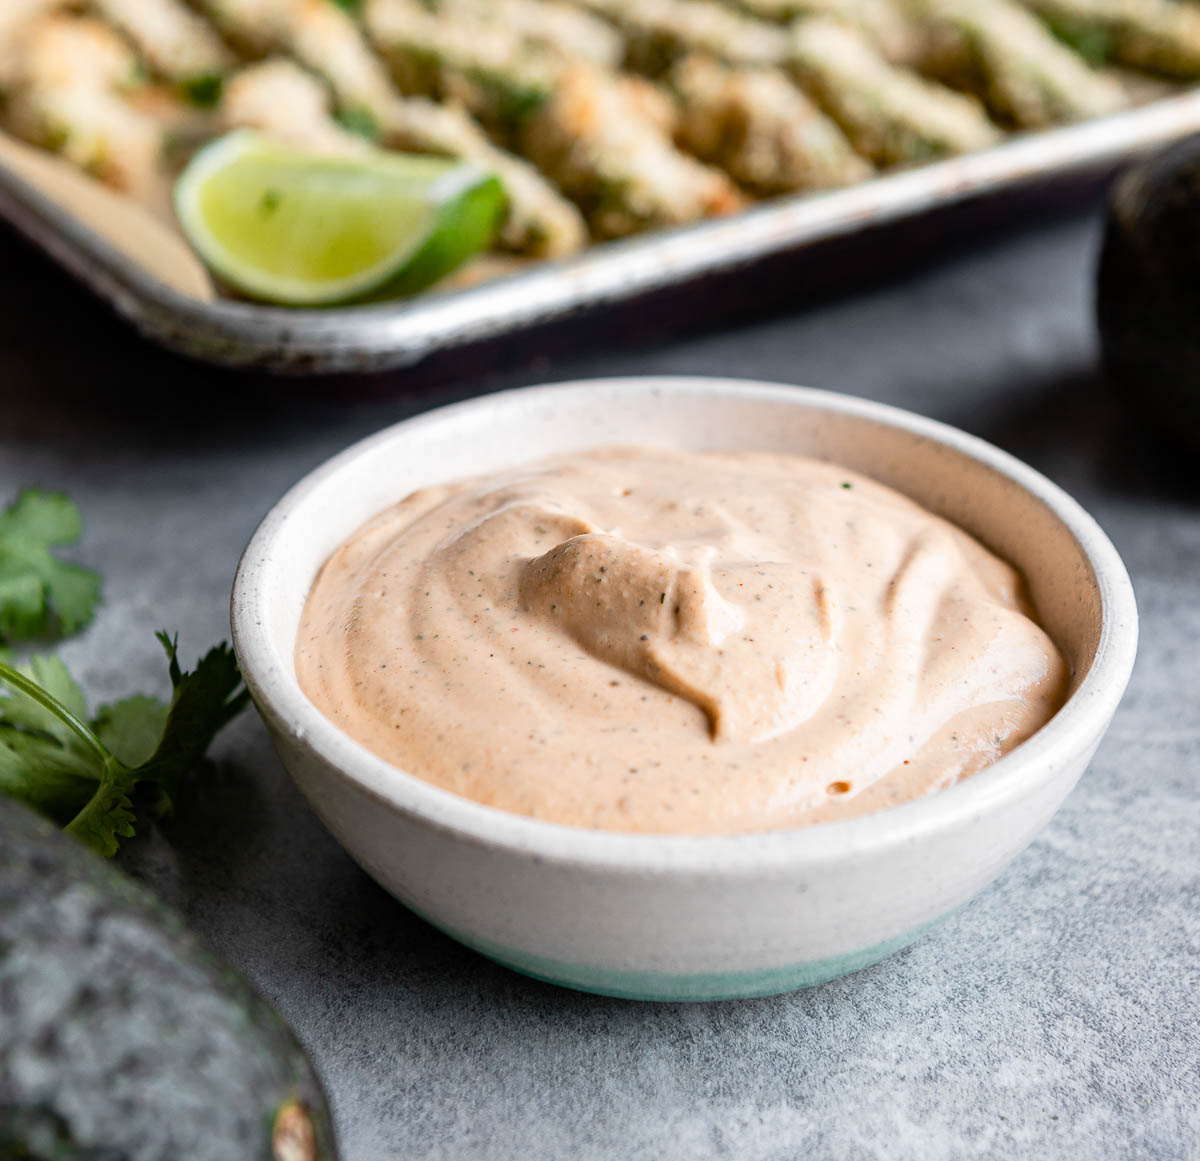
xmin=2 ymin=206 xmax=1198 ymax=1161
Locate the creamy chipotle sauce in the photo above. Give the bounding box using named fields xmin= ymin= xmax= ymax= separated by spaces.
xmin=296 ymin=447 xmax=1068 ymax=834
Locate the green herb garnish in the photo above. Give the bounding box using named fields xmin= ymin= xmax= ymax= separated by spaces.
xmin=334 ymin=104 xmax=381 ymax=142
xmin=0 ymin=633 xmax=249 ymax=856
xmin=0 ymin=489 xmax=101 ymax=644
xmin=1042 ymin=19 xmax=1112 ymax=67
xmin=182 ymin=72 xmax=224 ymax=109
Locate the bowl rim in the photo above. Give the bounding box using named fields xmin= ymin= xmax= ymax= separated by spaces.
xmin=231 ymin=376 xmax=1139 ymax=873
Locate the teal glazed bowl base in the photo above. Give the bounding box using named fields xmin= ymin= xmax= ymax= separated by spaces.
xmin=428 ymin=912 xmax=947 ymax=1002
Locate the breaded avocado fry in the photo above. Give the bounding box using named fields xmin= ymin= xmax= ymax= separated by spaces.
xmin=366 ymin=0 xmax=743 ymax=238
xmin=90 ymin=0 xmax=235 ymax=87
xmin=573 ymin=0 xmax=791 ymax=74
xmin=789 ymin=16 xmax=1002 ymax=166
xmin=1019 ymin=0 xmax=1200 ymax=79
xmin=287 ymin=0 xmax=585 ymax=255
xmin=189 ymin=0 xmax=293 ymax=57
xmin=737 ymin=0 xmax=924 ymax=65
xmin=2 ymin=14 xmax=166 ymax=198
xmin=909 ymin=0 xmax=1127 ymax=128
xmin=363 ymin=0 xmax=558 ymax=137
xmin=431 ymin=0 xmax=625 ymax=67
xmin=219 ymin=58 xmax=368 ymax=153
xmin=198 ymin=0 xmax=586 ymax=256
xmin=669 ymin=55 xmax=872 ymax=193
xmin=520 ymin=62 xmax=744 ymax=237
xmin=0 ymin=0 xmax=70 ymax=94
xmin=386 ymin=99 xmax=589 ymax=256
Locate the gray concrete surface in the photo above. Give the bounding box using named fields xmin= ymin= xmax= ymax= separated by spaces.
xmin=2 ymin=207 xmax=1198 ymax=1161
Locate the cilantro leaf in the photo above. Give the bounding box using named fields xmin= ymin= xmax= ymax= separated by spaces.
xmin=1 ymin=653 xmax=92 ymax=741
xmin=0 ymin=657 xmax=112 ymax=830
xmin=0 ymin=634 xmax=248 ymax=856
xmin=135 ymin=633 xmax=251 ymax=804
xmin=181 ymin=72 xmax=223 ymax=108
xmin=94 ymin=695 xmax=170 ymax=767
xmin=67 ymin=773 xmax=139 ymax=856
xmin=0 ymin=738 xmax=98 ymax=826
xmin=0 ymin=655 xmax=101 ymax=824
xmin=0 ymin=489 xmax=102 ymax=642
xmin=334 ymin=104 xmax=381 ymax=142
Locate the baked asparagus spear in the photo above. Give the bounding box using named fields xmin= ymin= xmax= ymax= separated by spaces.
xmin=788 ymin=16 xmax=1002 ymax=166
xmin=908 ymin=0 xmax=1128 ymax=128
xmin=669 ymin=54 xmax=872 ymax=193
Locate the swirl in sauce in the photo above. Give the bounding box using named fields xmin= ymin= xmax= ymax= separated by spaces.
xmin=296 ymin=447 xmax=1068 ymax=834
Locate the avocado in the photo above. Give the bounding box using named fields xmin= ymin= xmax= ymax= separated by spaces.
xmin=1098 ymin=132 xmax=1200 ymax=454
xmin=0 ymin=799 xmax=338 ymax=1161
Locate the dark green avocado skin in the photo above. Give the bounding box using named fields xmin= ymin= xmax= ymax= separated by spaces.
xmin=1099 ymin=132 xmax=1200 ymax=455
xmin=0 ymin=800 xmax=338 ymax=1161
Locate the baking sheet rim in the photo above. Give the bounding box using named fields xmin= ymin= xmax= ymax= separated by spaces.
xmin=2 ymin=89 xmax=1199 ymax=375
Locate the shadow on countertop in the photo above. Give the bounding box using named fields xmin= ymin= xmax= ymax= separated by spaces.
xmin=948 ymin=366 xmax=1200 ymax=507
xmin=0 ymin=174 xmax=1127 ymax=436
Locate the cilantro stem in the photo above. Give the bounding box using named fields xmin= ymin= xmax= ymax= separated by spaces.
xmin=0 ymin=660 xmax=112 ymax=766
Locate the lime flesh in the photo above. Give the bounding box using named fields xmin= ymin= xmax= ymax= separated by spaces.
xmin=174 ymin=131 xmax=506 ymax=306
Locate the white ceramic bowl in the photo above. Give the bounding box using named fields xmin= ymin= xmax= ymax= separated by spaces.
xmin=231 ymin=378 xmax=1138 ymax=1001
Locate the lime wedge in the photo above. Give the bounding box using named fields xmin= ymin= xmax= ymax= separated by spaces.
xmin=174 ymin=130 xmax=506 ymax=306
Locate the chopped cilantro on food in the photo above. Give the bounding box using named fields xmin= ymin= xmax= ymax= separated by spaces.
xmin=182 ymin=72 xmax=224 ymax=108
xmin=0 ymin=489 xmax=101 ymax=643
xmin=0 ymin=633 xmax=249 ymax=856
xmin=334 ymin=104 xmax=381 ymax=142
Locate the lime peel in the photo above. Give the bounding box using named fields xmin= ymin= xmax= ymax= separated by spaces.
xmin=174 ymin=130 xmax=506 ymax=306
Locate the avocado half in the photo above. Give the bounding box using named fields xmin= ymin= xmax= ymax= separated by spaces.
xmin=0 ymin=799 xmax=339 ymax=1161
xmin=1098 ymin=132 xmax=1200 ymax=454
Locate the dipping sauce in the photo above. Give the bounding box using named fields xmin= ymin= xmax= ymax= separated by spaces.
xmin=296 ymin=447 xmax=1068 ymax=835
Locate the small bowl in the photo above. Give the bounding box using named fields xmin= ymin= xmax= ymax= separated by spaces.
xmin=231 ymin=378 xmax=1137 ymax=1001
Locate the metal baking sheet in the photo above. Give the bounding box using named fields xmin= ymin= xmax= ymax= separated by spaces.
xmin=3 ymin=89 xmax=1200 ymax=376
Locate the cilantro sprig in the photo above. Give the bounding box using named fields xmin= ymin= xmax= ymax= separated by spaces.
xmin=0 ymin=633 xmax=250 ymax=856
xmin=0 ymin=489 xmax=102 ymax=643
